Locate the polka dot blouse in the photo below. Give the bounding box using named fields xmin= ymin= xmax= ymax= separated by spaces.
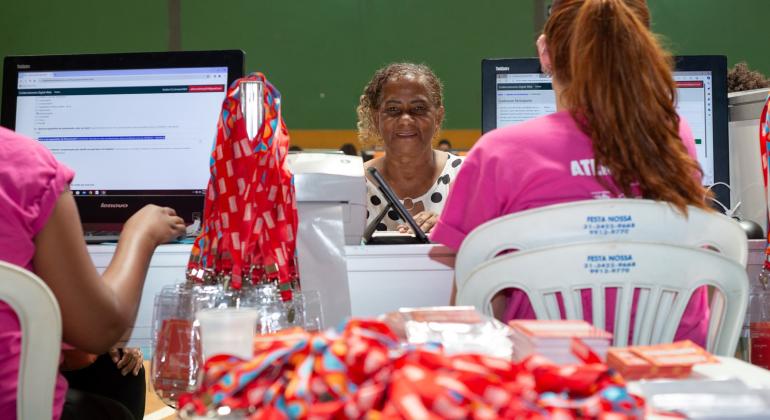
xmin=365 ymin=152 xmax=464 ymax=231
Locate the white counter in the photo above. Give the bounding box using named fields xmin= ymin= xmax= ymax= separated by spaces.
xmin=88 ymin=243 xmax=456 ymax=354
xmin=345 ymin=244 xmax=455 ymax=317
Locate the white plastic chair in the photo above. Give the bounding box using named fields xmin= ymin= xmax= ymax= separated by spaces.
xmin=456 ymin=241 xmax=749 ymax=356
xmin=0 ymin=261 xmax=62 ymax=420
xmin=454 ymin=199 xmax=748 ymax=294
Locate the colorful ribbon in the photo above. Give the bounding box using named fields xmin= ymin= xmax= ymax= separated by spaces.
xmin=177 ymin=320 xmax=645 ymax=419
xmin=758 ymin=93 xmax=770 ymax=268
xmin=187 ymin=73 xmax=298 ymax=294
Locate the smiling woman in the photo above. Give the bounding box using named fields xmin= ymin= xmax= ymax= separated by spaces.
xmin=357 ymin=63 xmax=464 ymax=233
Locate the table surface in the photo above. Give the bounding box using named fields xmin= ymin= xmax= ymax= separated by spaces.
xmin=626 ymin=357 xmax=770 ymax=418
xmin=690 ymin=356 xmax=770 ymax=389
xmin=626 ymin=356 xmax=770 ymax=391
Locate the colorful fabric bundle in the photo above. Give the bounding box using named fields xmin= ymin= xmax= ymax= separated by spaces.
xmin=760 ymin=92 xmax=770 ymax=230
xmin=178 ymin=319 xmax=645 ymax=419
xmin=187 ymin=73 xmax=298 ymax=294
xmin=380 ymin=349 xmax=543 ymax=418
xmin=760 ymin=93 xmax=770 ymax=274
xmin=178 ymin=320 xmax=398 ymax=418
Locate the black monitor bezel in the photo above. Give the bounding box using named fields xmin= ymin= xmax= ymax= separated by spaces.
xmin=674 ymin=55 xmax=730 ymax=210
xmin=481 ymin=57 xmax=543 ymax=134
xmin=1 ymin=50 xmax=245 ymax=225
xmin=481 ymin=55 xmax=730 ymax=210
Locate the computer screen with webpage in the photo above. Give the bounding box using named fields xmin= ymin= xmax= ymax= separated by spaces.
xmin=481 ymin=56 xmax=729 ymax=207
xmin=1 ymin=50 xmax=244 ymax=232
xmin=15 ymin=67 xmax=226 ymax=193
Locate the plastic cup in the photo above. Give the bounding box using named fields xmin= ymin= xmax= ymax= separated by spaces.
xmin=151 ymin=283 xmax=212 ymax=407
xmin=196 ymin=308 xmax=258 ymax=361
xmin=297 ymin=290 xmax=324 ymax=332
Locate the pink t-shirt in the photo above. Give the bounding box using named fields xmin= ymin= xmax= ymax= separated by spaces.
xmin=432 ymin=111 xmax=709 ymax=346
xmin=0 ymin=126 xmax=74 ymax=419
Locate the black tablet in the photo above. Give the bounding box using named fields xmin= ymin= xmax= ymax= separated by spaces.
xmin=366 ymin=167 xmax=430 ymax=244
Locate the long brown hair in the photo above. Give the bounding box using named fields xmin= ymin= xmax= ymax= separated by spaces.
xmin=544 ymin=0 xmax=709 ymax=213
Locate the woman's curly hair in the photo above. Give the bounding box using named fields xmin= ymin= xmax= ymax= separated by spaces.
xmin=728 ymin=62 xmax=770 ymax=93
xmin=356 ymin=63 xmax=444 ymax=147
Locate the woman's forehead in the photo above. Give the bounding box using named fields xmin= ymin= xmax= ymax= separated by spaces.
xmin=384 ymin=72 xmax=426 ymax=86
xmin=381 ymin=76 xmax=430 ymax=98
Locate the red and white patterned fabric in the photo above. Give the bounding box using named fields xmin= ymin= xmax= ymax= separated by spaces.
xmin=178 ymin=320 xmax=646 ymax=419
xmin=187 ymin=73 xmax=298 ymax=295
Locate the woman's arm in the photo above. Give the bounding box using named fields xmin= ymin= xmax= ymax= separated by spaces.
xmin=33 ymin=190 xmax=185 ymax=354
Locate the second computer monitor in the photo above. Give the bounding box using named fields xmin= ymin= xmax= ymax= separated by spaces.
xmin=1 ymin=50 xmax=244 ymax=231
xmin=481 ymin=56 xmax=729 ymax=208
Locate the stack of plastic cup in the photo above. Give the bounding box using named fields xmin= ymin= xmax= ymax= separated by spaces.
xmin=196 ymin=308 xmax=259 ymax=361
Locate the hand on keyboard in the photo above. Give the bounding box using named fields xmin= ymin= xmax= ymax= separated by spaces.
xmin=122 ymin=205 xmax=186 ymax=246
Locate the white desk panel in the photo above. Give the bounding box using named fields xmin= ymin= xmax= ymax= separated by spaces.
xmin=345 ymin=244 xmax=456 ymax=318
xmin=87 ymin=243 xmax=456 ymax=354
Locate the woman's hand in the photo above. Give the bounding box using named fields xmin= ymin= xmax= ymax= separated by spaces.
xmin=398 ymin=211 xmax=438 ymax=233
xmin=109 ymin=347 xmax=144 ymax=376
xmin=122 ymin=204 xmax=186 ymax=246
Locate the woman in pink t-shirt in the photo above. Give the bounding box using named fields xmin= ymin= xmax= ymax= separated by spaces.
xmin=432 ymin=0 xmax=713 ymax=345
xmin=0 ymin=126 xmax=186 ymax=419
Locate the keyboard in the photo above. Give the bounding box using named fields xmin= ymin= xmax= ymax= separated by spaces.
xmin=83 ymin=219 xmax=200 ymax=244
xmin=84 ymin=231 xmax=121 ymax=244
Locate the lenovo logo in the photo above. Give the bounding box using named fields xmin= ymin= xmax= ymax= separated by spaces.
xmin=16 ymin=64 xmax=31 ymax=69
xmin=495 ymin=66 xmax=510 ymax=72
xmin=100 ymin=203 xmax=129 ymax=209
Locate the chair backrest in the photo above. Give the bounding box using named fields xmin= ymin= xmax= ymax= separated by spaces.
xmin=455 ymin=199 xmax=748 ymax=293
xmin=456 ymin=241 xmax=748 ymax=356
xmin=0 ymin=261 xmax=62 ymax=419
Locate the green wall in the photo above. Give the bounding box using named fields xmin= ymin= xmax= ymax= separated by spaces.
xmin=648 ymin=0 xmax=770 ymax=74
xmin=0 ymin=1 xmax=167 ymax=55
xmin=1 ymin=0 xmax=768 ymax=130
xmin=180 ymin=0 xmax=536 ymax=129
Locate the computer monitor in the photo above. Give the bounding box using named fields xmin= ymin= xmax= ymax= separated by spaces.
xmin=1 ymin=50 xmax=244 ymax=233
xmin=481 ymin=55 xmax=730 ymax=209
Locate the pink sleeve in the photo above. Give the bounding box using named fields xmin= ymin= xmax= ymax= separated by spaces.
xmin=29 ymin=159 xmax=74 ymax=236
xmin=0 ymin=129 xmax=75 ymax=237
xmin=430 ymin=148 xmax=504 ymax=251
xmin=678 ymin=117 xmax=698 ymax=161
xmin=676 ymin=117 xmax=704 ymax=185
